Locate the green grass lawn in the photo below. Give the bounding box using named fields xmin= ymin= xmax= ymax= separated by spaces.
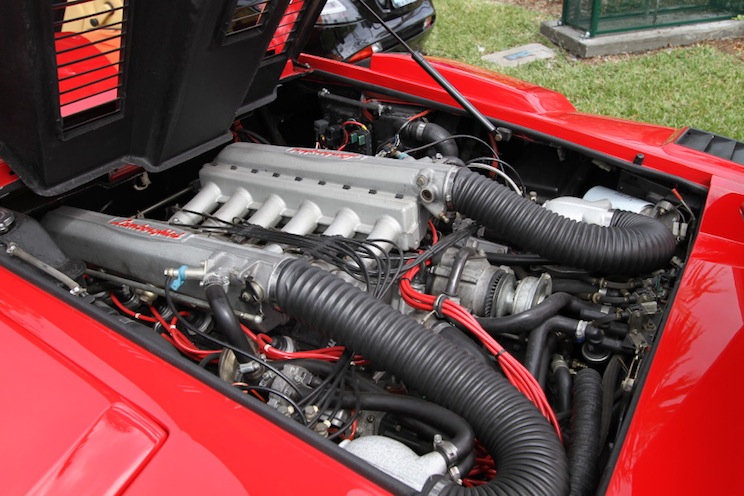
xmin=424 ymin=0 xmax=744 ymax=140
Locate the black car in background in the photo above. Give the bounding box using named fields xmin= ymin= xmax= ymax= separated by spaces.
xmin=307 ymin=0 xmax=435 ymax=62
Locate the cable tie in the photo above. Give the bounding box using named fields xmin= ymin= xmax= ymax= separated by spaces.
xmin=494 ymin=348 xmax=507 ymax=359
xmin=433 ymin=293 xmax=449 ymax=319
xmin=134 ymin=312 xmax=141 ymax=319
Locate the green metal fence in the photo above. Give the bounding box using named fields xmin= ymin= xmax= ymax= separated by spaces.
xmin=562 ymin=0 xmax=744 ymax=37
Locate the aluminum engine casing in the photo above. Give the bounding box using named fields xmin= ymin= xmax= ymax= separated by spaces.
xmin=170 ymin=143 xmax=457 ymax=251
xmin=42 ymin=206 xmax=289 ymax=326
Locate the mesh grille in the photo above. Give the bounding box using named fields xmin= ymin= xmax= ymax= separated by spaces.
xmin=562 ymin=0 xmax=743 ymax=37
xmin=52 ymin=0 xmax=129 ymax=130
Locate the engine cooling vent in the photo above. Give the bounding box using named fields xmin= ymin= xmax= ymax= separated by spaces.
xmin=52 ymin=0 xmax=129 ymax=131
xmin=227 ymin=1 xmax=270 ymax=36
xmin=266 ymin=0 xmax=307 ymax=56
xmin=224 ymin=0 xmax=307 ymax=57
xmin=675 ymin=128 xmax=744 ymax=166
xmin=0 ymin=0 xmax=326 ymax=195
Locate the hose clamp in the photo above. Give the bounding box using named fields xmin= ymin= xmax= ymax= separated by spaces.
xmin=442 ymin=166 xmax=459 ymax=210
xmin=433 ymin=437 xmax=458 ymax=466
xmin=575 ymin=320 xmax=589 ymax=342
xmin=424 ymin=478 xmax=450 ymax=496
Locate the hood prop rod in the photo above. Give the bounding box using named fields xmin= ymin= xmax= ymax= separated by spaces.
xmin=356 ymin=0 xmax=511 ymax=142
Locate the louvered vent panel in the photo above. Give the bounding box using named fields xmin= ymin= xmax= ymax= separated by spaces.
xmin=52 ymin=0 xmax=129 ymax=131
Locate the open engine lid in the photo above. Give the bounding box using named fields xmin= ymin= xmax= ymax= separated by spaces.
xmin=0 ymin=0 xmax=324 ymax=196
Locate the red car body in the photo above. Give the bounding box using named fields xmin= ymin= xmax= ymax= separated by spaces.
xmin=1 ymin=1 xmax=742 ymax=495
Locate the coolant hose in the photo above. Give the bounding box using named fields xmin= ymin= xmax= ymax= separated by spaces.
xmin=479 ymin=292 xmax=570 ymax=333
xmin=400 ymin=120 xmax=459 ymax=157
xmin=525 ymin=316 xmax=583 ymax=379
xmin=205 ymin=284 xmax=255 ymax=363
xmin=274 ymin=259 xmax=569 ymax=495
xmin=568 ymin=368 xmax=603 ymax=496
xmin=551 ymin=355 xmax=572 ymax=416
xmin=478 ymin=293 xmax=612 ymax=335
xmin=444 ymin=246 xmax=476 ymax=296
xmin=450 ymin=169 xmax=677 ymax=273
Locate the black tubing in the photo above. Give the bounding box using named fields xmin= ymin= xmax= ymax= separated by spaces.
xmin=339 ymin=392 xmax=475 ymax=467
xmin=479 ymin=292 xmax=573 ymax=334
xmin=485 ymin=252 xmax=552 ymax=265
xmin=525 ymin=316 xmax=582 ymax=378
xmin=205 ymin=284 xmax=254 ymax=363
xmin=551 ymin=279 xmax=599 ymax=294
xmin=551 ymin=356 xmax=572 ymax=416
xmin=537 ymin=334 xmax=558 ymax=389
xmin=282 ymin=359 xmax=384 ymax=393
xmin=478 ymin=293 xmax=610 ymax=335
xmin=568 ymin=369 xmax=603 ymax=496
xmin=274 ymin=259 xmax=569 ymax=496
xmin=401 ymin=120 xmax=459 ymax=157
xmin=444 ymin=246 xmax=476 ymax=296
xmin=450 ymin=169 xmax=677 ymax=273
xmin=599 ymin=355 xmax=624 ymax=449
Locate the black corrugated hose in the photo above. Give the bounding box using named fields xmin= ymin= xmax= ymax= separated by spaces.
xmin=450 ymin=169 xmax=677 ymax=274
xmin=568 ymin=368 xmax=603 ymax=496
xmin=274 ymin=259 xmax=569 ymax=496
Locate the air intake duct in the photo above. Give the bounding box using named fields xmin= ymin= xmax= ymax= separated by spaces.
xmin=449 ymin=168 xmax=676 ymax=274
xmin=273 ymin=259 xmax=569 ymax=495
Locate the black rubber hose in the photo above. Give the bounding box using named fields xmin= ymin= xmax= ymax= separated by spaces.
xmin=485 ymin=252 xmax=552 ymax=265
xmin=568 ymin=368 xmax=603 ymax=496
xmin=444 ymin=246 xmax=476 ymax=296
xmin=450 ymin=168 xmax=677 ymax=273
xmin=599 ymin=355 xmax=625 ymax=449
xmin=205 ymin=284 xmax=254 ymax=363
xmin=479 ymin=293 xmax=605 ymax=335
xmin=479 ymin=292 xmax=574 ymax=334
xmin=400 ymin=120 xmax=459 ymax=157
xmin=551 ymin=279 xmax=599 ymax=294
xmin=551 ymin=356 xmax=572 ymax=416
xmin=525 ymin=316 xmax=583 ymax=378
xmin=274 ymin=259 xmax=569 ymax=496
xmin=339 ymin=392 xmax=475 ymax=467
xmin=537 ymin=334 xmax=558 ymax=389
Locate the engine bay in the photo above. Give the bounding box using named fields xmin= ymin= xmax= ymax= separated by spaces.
xmin=0 ymin=80 xmax=703 ymax=494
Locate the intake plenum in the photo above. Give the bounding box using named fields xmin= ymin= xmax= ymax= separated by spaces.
xmin=273 ymin=258 xmax=569 ymax=496
xmin=449 ymin=168 xmax=677 ymax=273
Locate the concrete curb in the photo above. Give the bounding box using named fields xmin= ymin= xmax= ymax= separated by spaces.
xmin=541 ymin=19 xmax=744 ymax=58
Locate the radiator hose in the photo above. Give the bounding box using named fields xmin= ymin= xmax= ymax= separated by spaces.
xmin=450 ymin=169 xmax=676 ymax=273
xmin=568 ymin=368 xmax=603 ymax=496
xmin=273 ymin=259 xmax=569 ymax=495
xmin=400 ymin=120 xmax=459 ymax=157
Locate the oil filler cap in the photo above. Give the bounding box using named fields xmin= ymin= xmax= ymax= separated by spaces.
xmin=0 ymin=208 xmax=15 ymax=234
